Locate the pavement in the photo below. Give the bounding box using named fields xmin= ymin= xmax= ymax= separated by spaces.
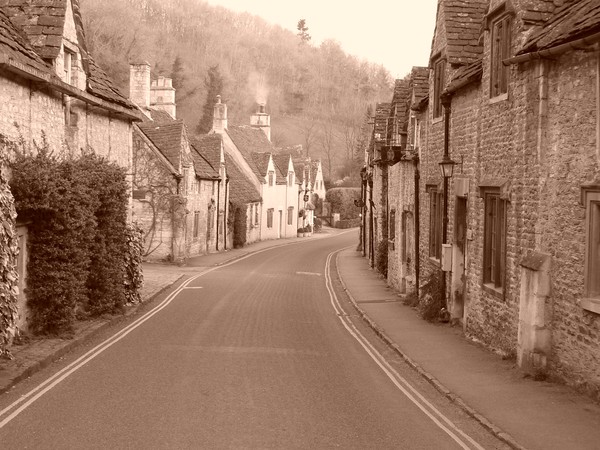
xmin=1 ymin=228 xmax=599 ymax=450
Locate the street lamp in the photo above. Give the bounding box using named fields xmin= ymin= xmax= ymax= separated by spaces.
xmin=439 ymin=154 xmax=456 ymax=179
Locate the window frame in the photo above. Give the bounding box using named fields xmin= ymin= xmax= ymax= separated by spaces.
xmin=482 ymin=192 xmax=507 ymax=295
xmin=193 ymin=211 xmax=200 ymax=239
xmin=268 ymin=171 xmax=275 ymax=187
xmin=267 ymin=208 xmax=274 ymax=229
xmin=582 ymin=186 xmax=600 ymax=313
xmin=287 ymin=206 xmax=294 ymax=225
xmin=288 ymin=171 xmax=294 ymax=187
xmin=489 ymin=12 xmax=512 ymax=98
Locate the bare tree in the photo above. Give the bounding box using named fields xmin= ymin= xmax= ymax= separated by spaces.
xmin=320 ymin=119 xmax=337 ymax=181
xmin=298 ymin=118 xmax=317 ymax=158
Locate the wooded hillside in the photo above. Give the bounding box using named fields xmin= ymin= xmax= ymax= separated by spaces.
xmin=80 ymin=0 xmax=392 ymax=181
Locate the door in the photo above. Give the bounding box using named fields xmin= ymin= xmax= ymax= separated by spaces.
xmin=451 ymin=197 xmax=468 ymax=322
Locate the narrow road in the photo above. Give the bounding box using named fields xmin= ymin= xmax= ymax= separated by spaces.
xmin=0 ymin=232 xmax=508 ymax=449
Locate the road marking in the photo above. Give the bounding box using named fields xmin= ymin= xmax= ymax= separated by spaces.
xmin=182 ymin=286 xmax=204 ymax=289
xmin=296 ymin=271 xmax=322 ymax=276
xmin=324 ymin=250 xmax=485 ymax=450
xmin=0 ymin=241 xmax=312 ymax=429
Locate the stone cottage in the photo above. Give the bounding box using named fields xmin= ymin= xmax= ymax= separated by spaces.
xmin=0 ymin=0 xmax=142 ymax=330
xmin=129 ymin=63 xmax=227 ymax=262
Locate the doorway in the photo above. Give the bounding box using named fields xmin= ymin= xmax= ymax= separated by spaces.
xmin=451 ymin=196 xmax=467 ymax=323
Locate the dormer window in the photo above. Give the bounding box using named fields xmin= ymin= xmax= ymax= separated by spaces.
xmin=268 ymin=170 xmax=274 ymax=187
xmin=288 ymin=171 xmax=294 ymax=187
xmin=490 ymin=13 xmax=512 ymax=98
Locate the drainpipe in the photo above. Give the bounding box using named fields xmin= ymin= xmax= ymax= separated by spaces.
xmin=369 ymin=174 xmax=374 ymax=268
xmin=441 ymin=96 xmax=452 ymax=309
xmin=224 ymin=177 xmax=229 ymax=250
xmin=414 ymin=154 xmax=420 ymax=299
xmin=216 ymin=179 xmax=220 ymax=251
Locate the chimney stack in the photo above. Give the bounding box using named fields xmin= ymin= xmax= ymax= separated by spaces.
xmin=212 ymin=95 xmax=228 ymax=133
xmin=129 ymin=62 xmax=151 ymax=110
xmin=250 ymin=102 xmax=271 ymax=141
xmin=150 ymin=76 xmax=176 ymax=119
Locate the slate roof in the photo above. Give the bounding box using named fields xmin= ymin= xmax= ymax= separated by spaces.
xmin=518 ymin=0 xmax=600 ymax=54
xmin=0 ymin=0 xmax=67 ymax=60
xmin=191 ymin=134 xmax=222 ymax=171
xmin=191 ymin=148 xmax=219 ymax=180
xmin=0 ymin=0 xmax=137 ymax=113
xmin=272 ymin=154 xmax=292 ymax=176
xmin=432 ymin=0 xmax=488 ymax=66
xmin=409 ymin=66 xmax=429 ymax=106
xmin=137 ymin=120 xmax=185 ymax=169
xmin=149 ymin=108 xmax=175 ymax=123
xmin=445 ymin=59 xmax=483 ymax=95
xmin=251 ymin=152 xmax=271 ymax=177
xmin=0 ymin=8 xmax=54 ymax=78
xmin=374 ymin=103 xmax=391 ymax=139
xmin=227 ymin=125 xmax=273 ymax=180
xmin=390 ymin=78 xmax=411 ymax=134
xmin=225 ymin=153 xmax=261 ymax=205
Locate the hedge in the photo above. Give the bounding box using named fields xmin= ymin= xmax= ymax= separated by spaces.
xmin=9 ymin=148 xmax=135 ymax=334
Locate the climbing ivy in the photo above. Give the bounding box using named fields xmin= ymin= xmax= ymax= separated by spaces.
xmin=124 ymin=222 xmax=144 ymax=305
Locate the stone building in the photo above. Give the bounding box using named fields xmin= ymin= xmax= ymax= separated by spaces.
xmin=0 ymin=0 xmax=141 ymax=330
xmin=129 ymin=63 xmax=227 ymax=262
xmin=370 ymin=0 xmax=600 ymax=398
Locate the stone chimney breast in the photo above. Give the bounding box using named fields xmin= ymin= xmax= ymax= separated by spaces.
xmin=213 ymin=95 xmax=228 ymax=133
xmin=129 ymin=62 xmax=151 ymax=110
xmin=150 ymin=76 xmax=176 ymax=119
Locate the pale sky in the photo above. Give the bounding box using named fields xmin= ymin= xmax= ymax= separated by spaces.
xmin=203 ymin=0 xmax=439 ymax=78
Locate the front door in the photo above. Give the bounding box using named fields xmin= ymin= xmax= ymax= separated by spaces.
xmin=451 ymin=197 xmax=468 ymax=323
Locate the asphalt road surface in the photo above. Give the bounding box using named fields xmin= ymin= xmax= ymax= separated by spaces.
xmin=0 ymin=232 xmax=510 ymax=449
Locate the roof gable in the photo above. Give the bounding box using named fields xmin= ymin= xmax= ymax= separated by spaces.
xmin=226 ymin=125 xmax=273 ymax=179
xmin=409 ymin=66 xmax=429 ymax=106
xmin=430 ymin=0 xmax=488 ymax=66
xmin=138 ymin=120 xmax=186 ymax=169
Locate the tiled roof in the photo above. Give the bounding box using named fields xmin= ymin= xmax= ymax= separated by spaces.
xmin=445 ymin=59 xmax=482 ymax=95
xmin=149 ymin=108 xmax=174 ymax=123
xmin=391 ymin=78 xmax=411 ymax=134
xmin=433 ymin=0 xmax=488 ymax=65
xmin=409 ymin=66 xmax=429 ymax=106
xmin=251 ymin=152 xmax=271 ymax=177
xmin=0 ymin=0 xmax=67 ymax=60
xmin=87 ymin=55 xmax=137 ymax=110
xmin=520 ymin=0 xmax=562 ymax=26
xmin=137 ymin=120 xmax=185 ymax=169
xmin=225 ymin=153 xmax=261 ymax=205
xmin=191 ymin=147 xmax=219 ymax=180
xmin=374 ymin=103 xmax=391 ymax=138
xmin=518 ymin=0 xmax=600 ymax=54
xmin=191 ymin=134 xmax=222 ymax=170
xmin=0 ymin=0 xmax=136 ymax=113
xmin=227 ymin=125 xmax=273 ymax=180
xmin=272 ymin=154 xmax=291 ymax=175
xmin=0 ymin=8 xmax=53 ymax=78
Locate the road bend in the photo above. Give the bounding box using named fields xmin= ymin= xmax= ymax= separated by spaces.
xmin=0 ymin=232 xmax=509 ymax=449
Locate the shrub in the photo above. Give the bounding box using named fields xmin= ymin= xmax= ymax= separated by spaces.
xmin=9 ymin=146 xmax=133 ymax=334
xmin=124 ymin=222 xmax=144 ymax=305
xmin=326 ymin=188 xmax=361 ymax=220
xmin=0 ymin=172 xmax=19 ymax=358
xmin=418 ymin=270 xmax=444 ymax=322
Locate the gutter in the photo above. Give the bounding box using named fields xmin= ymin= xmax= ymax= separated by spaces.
xmin=504 ymin=31 xmax=600 ymax=65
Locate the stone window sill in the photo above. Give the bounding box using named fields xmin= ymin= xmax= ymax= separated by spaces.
xmin=482 ymin=282 xmax=504 ymax=300
xmin=581 ymin=297 xmax=600 ymax=315
xmin=489 ymin=93 xmax=508 ymax=104
xmin=432 ymin=116 xmax=443 ymax=125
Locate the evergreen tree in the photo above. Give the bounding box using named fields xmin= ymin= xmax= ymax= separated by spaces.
xmin=297 ymin=19 xmax=311 ymax=44
xmin=197 ymin=65 xmax=224 ymax=134
xmin=171 ymin=55 xmax=185 ymax=90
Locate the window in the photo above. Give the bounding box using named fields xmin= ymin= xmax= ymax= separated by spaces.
xmin=268 ymin=171 xmax=274 ymax=187
xmin=288 ymin=207 xmax=294 ymax=225
xmin=255 ymin=204 xmax=259 ymax=225
xmin=267 ymin=208 xmax=274 ymax=228
xmin=288 ymin=171 xmax=294 ymax=187
xmin=432 ymin=58 xmax=446 ymax=119
xmin=582 ymin=186 xmax=600 ymax=311
xmin=428 ymin=188 xmax=443 ymax=259
xmin=490 ymin=14 xmax=511 ymax=98
xmin=64 ymin=49 xmax=74 ymax=84
xmin=193 ymin=211 xmax=200 ymax=238
xmin=483 ymin=193 xmax=507 ymax=292
xmin=389 ymin=209 xmax=396 ymax=242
